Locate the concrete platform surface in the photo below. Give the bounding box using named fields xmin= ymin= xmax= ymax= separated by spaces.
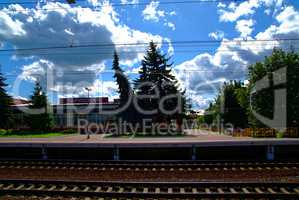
xmin=0 ymin=130 xmax=298 ymax=147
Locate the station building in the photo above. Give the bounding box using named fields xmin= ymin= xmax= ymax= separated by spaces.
xmin=12 ymin=97 xmax=119 ymax=129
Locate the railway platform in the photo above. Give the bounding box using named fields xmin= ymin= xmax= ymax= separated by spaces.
xmin=0 ymin=130 xmax=298 ymax=161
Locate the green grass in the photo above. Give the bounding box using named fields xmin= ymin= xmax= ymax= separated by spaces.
xmin=0 ymin=132 xmax=75 ymax=138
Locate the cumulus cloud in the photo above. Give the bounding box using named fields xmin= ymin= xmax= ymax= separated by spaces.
xmin=235 ymin=19 xmax=255 ymax=37
xmin=208 ymin=30 xmax=224 ymax=40
xmin=142 ymin=1 xmax=176 ymax=30
xmin=0 ymin=1 xmax=169 ymax=95
xmin=217 ymin=0 xmax=284 ymax=22
xmin=142 ymin=1 xmax=165 ymax=22
xmin=176 ymin=5 xmax=299 ymax=109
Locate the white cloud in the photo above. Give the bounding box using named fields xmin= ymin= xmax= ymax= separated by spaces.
xmin=235 ymin=19 xmax=255 ymax=37
xmin=218 ymin=0 xmax=284 ymax=22
xmin=208 ymin=30 xmax=224 ymax=40
xmin=177 ymin=5 xmax=299 ymax=109
xmin=142 ymin=1 xmax=176 ymax=30
xmin=120 ymin=0 xmax=139 ymax=4
xmin=0 ymin=2 xmax=172 ymax=97
xmin=142 ymin=1 xmax=165 ymax=22
xmin=164 ymin=22 xmax=175 ymax=30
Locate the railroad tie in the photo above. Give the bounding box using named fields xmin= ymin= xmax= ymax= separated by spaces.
xmin=131 ymin=187 xmax=136 ymax=193
xmin=254 ymin=187 xmax=264 ymax=194
xmin=71 ymin=186 xmax=78 ymax=191
xmin=267 ymin=188 xmax=277 ymax=194
xmin=217 ymin=188 xmax=224 ymax=194
xmin=95 ymin=186 xmax=102 ymax=192
xmin=118 ymin=187 xmax=124 ymax=193
xmin=180 ymin=188 xmax=185 ymax=193
xmin=60 ymin=185 xmax=68 ymax=191
xmin=280 ymin=187 xmax=290 ymax=194
xmin=293 ymin=188 xmax=299 ymax=194
xmin=15 ymin=184 xmax=25 ymax=190
xmin=83 ymin=186 xmax=90 ymax=192
xmin=229 ymin=188 xmax=238 ymax=194
xmin=242 ymin=188 xmax=250 ymax=194
xmin=106 ymin=187 xmax=113 ymax=192
xmin=48 ymin=185 xmax=56 ymax=191
xmin=155 ymin=187 xmax=160 ymax=193
xmin=205 ymin=188 xmax=211 ymax=194
xmin=192 ymin=188 xmax=197 ymax=193
xmin=37 ymin=185 xmax=46 ymax=190
xmin=143 ymin=187 xmax=148 ymax=193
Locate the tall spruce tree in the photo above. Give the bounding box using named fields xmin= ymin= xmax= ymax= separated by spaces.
xmin=112 ymin=51 xmax=134 ymax=125
xmin=27 ymin=81 xmax=53 ymax=132
xmin=0 ymin=71 xmax=13 ymax=129
xmin=134 ymin=41 xmax=187 ymax=129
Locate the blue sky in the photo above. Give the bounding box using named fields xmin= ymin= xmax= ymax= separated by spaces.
xmin=0 ymin=0 xmax=299 ymax=110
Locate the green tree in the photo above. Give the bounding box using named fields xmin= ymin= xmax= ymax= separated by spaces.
xmin=204 ymin=81 xmax=248 ymax=129
xmin=222 ymin=81 xmax=248 ymax=128
xmin=112 ymin=51 xmax=134 ymax=124
xmin=27 ymin=81 xmax=53 ymax=132
xmin=66 ymin=0 xmax=76 ymax=4
xmin=0 ymin=72 xmax=13 ymax=129
xmin=134 ymin=41 xmax=187 ymax=129
xmin=248 ymin=48 xmax=299 ymax=128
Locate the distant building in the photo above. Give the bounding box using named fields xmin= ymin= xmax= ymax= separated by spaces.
xmin=53 ymin=97 xmax=118 ymax=128
xmin=11 ymin=97 xmax=119 ymax=129
xmin=12 ymin=98 xmax=30 ymax=106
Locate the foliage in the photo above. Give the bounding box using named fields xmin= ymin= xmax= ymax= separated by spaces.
xmin=27 ymin=81 xmax=53 ymax=132
xmin=247 ymin=48 xmax=299 ymax=128
xmin=0 ymin=72 xmax=13 ymax=129
xmin=203 ymin=81 xmax=248 ymax=128
xmin=134 ymin=41 xmax=188 ymax=128
xmin=66 ymin=0 xmax=76 ymax=4
xmin=112 ymin=51 xmax=135 ymax=124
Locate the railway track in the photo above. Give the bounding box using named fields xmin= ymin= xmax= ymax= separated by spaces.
xmin=0 ymin=179 xmax=298 ymax=199
xmin=0 ymin=160 xmax=298 ymax=172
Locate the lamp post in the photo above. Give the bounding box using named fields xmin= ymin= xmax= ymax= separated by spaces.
xmin=85 ymin=87 xmax=92 ymax=139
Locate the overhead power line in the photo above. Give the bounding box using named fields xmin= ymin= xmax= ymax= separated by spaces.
xmin=0 ymin=0 xmax=245 ymax=6
xmin=0 ymin=0 xmax=247 ymax=12
xmin=0 ymin=38 xmax=298 ymax=53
